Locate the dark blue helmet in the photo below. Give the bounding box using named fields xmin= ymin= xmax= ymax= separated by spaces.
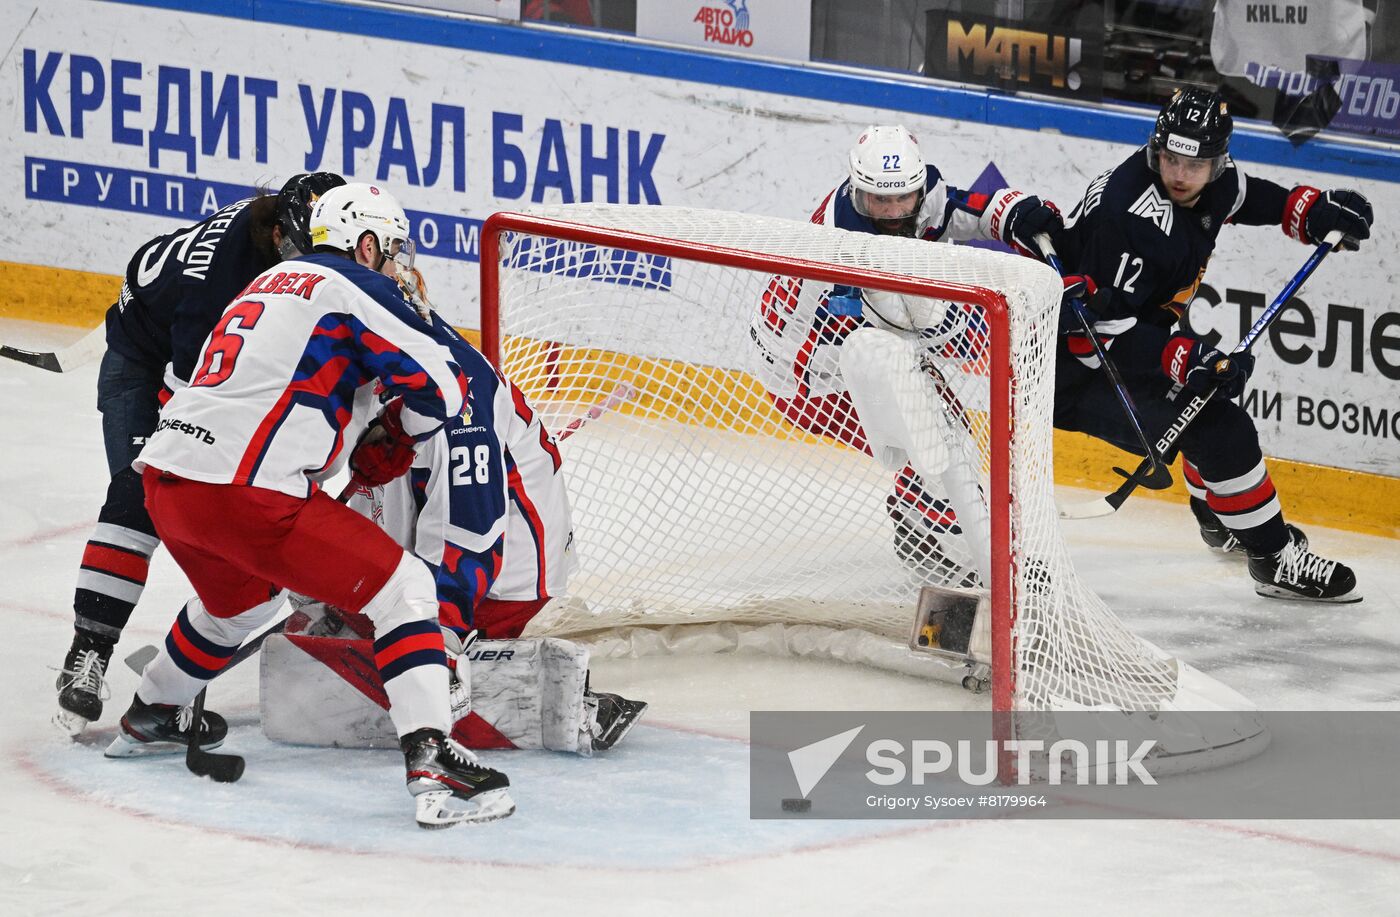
xmin=1147 ymin=88 xmax=1233 ymax=181
xmin=276 ymin=171 xmax=346 ymax=258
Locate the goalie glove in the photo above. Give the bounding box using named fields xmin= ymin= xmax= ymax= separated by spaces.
xmin=1162 ymin=334 xmax=1255 ymax=398
xmin=1284 ymin=187 xmax=1373 ymax=251
xmin=349 ymin=399 xmax=416 ymax=487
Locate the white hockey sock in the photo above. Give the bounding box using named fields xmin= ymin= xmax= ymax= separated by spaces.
xmin=138 ymin=594 xmax=282 ymax=707
xmin=360 ymin=553 xmax=452 ymax=737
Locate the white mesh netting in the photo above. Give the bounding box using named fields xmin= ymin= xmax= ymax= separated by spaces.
xmin=489 ymin=204 xmax=1232 ymax=716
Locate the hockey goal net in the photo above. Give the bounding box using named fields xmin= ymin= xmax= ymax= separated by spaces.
xmin=481 ymin=205 xmax=1266 ymax=774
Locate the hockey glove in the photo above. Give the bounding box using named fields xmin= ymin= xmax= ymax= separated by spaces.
xmin=1060 ymin=275 xmax=1109 ymax=369
xmin=1161 ymin=335 xmax=1255 ymax=399
xmin=986 ymin=189 xmax=1064 ymax=260
xmin=1284 ymin=187 xmax=1373 ymax=251
xmin=350 ymin=400 xmax=416 ymax=487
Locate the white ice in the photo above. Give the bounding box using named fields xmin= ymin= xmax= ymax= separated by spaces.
xmin=2 ymin=319 xmax=1399 ymax=916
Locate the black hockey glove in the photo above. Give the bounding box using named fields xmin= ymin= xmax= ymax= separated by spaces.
xmin=985 ymin=189 xmax=1064 ymax=260
xmin=1161 ymin=335 xmax=1255 ymax=399
xmin=1284 ymin=187 xmax=1373 ymax=251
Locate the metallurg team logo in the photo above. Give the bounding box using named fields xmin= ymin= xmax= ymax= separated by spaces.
xmin=1128 ymin=185 xmax=1174 ymax=235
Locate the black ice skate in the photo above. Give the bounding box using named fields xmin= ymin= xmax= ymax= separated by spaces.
xmin=588 ymin=690 xmax=649 ymax=752
xmin=53 ymin=631 xmax=114 ymax=736
xmin=1190 ymin=497 xmax=1311 ymax=558
xmin=1190 ymin=497 xmax=1243 ymax=554
xmin=1247 ymin=530 xmax=1361 ymax=604
xmin=885 ymin=493 xmax=981 ymax=588
xmin=104 ymin=695 xmax=228 ymax=758
xmin=402 ymin=728 xmax=515 ymax=828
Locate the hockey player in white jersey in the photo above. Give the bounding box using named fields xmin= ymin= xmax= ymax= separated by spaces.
xmin=108 ymin=182 xmax=515 ymax=827
xmin=276 ymin=272 xmax=646 ymax=755
xmin=750 ymin=125 xmax=1063 ymax=584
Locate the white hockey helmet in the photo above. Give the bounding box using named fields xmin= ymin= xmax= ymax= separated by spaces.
xmin=847 ymin=125 xmax=927 ymax=233
xmin=309 ymin=182 xmax=415 ymax=267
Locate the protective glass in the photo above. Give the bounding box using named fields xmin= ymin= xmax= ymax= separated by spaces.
xmin=852 ymin=188 xmax=921 ymax=221
xmin=386 ymin=236 xmax=417 ymax=273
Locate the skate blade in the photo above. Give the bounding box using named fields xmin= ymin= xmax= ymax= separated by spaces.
xmin=593 ymin=701 xmax=649 ymax=752
xmin=1254 ymin=584 xmax=1363 ymax=604
xmin=414 ymin=788 xmax=516 ymax=829
xmin=52 ymin=708 xmax=91 ymax=738
xmin=104 ymin=730 xmax=225 ymax=758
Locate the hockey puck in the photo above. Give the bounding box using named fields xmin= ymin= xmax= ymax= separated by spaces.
xmin=781 ymin=797 xmax=812 ymax=813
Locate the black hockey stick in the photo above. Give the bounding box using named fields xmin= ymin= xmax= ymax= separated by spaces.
xmin=1061 ymin=231 xmax=1342 ymax=519
xmin=186 ymin=686 xmax=244 ymax=783
xmin=1038 ymin=242 xmax=1173 ymax=518
xmin=0 ymin=324 xmax=105 ymax=373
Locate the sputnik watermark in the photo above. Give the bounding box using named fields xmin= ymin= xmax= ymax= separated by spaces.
xmin=866 ymin=738 xmax=1158 ymax=786
xmin=755 ymin=711 xmax=1400 ymax=819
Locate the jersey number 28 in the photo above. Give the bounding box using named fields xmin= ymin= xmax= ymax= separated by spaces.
xmin=450 ymin=444 xmax=492 ymax=485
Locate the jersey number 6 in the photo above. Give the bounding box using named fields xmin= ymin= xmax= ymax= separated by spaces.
xmin=193 ymin=299 xmax=266 ymax=387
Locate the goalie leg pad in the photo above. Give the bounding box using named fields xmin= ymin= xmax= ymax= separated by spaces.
xmin=839 ymin=327 xmax=951 ymax=479
xmin=261 ymin=629 xmax=601 ymax=755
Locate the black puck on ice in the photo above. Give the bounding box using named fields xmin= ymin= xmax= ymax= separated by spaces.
xmin=781 ymin=797 xmax=811 ymax=813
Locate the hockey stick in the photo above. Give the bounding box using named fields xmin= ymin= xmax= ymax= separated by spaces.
xmin=124 ymin=615 xmax=292 ymax=677
xmin=1037 ymin=240 xmax=1173 ymax=514
xmin=186 ymin=686 xmax=244 ymax=783
xmin=0 ymin=324 xmax=106 ymax=373
xmin=1059 ymin=231 xmax=1342 ymax=519
xmin=121 ymin=481 xmax=359 ymax=675
xmin=556 ymin=383 xmax=636 ymax=442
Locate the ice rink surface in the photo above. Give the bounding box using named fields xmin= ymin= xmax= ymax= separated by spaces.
xmin=2 ymin=320 xmax=1398 ymax=916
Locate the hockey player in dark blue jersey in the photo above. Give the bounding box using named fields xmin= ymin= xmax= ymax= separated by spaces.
xmin=54 ymin=171 xmax=347 ymax=736
xmin=753 ymin=124 xmax=1064 ymax=584
xmin=1053 ymin=88 xmax=1371 ymax=603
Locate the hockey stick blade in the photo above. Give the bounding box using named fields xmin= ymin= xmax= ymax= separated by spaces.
xmin=0 ymin=325 xmax=106 ymax=373
xmin=186 ymin=688 xmax=244 ymax=783
xmin=0 ymin=344 xmax=63 ymax=372
xmin=123 ymin=643 xmax=159 ymax=675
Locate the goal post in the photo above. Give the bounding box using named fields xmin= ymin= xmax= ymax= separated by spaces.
xmin=478 ymin=204 xmax=1268 ymax=779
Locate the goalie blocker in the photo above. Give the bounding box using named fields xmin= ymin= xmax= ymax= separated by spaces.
xmin=260 ymin=606 xmax=646 ymax=755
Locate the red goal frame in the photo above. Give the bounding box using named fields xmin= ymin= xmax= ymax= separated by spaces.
xmin=479 ymin=211 xmax=1019 ymax=755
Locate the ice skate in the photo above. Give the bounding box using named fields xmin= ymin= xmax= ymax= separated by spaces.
xmin=53 ymin=631 xmax=114 ymax=737
xmin=588 ymin=690 xmax=649 ymax=751
xmin=885 ymin=493 xmax=980 ymax=588
xmin=1191 ymin=497 xmax=1308 ymax=557
xmin=402 ymin=728 xmax=515 ymax=828
xmin=104 ymin=694 xmax=228 ymax=757
xmin=1248 ymin=530 xmax=1360 ymax=603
